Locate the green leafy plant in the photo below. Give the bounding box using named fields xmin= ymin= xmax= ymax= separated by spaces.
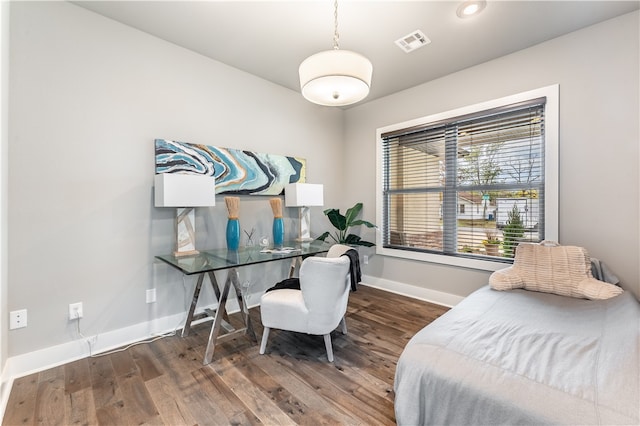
xmin=503 ymin=204 xmax=525 ymax=257
xmin=316 ymin=202 xmax=376 ymax=247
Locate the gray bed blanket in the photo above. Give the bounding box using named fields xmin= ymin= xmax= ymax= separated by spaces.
xmin=394 ymin=286 xmax=640 ymax=425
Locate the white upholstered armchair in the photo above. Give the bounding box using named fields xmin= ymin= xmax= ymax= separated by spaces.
xmin=259 ymin=255 xmax=351 ymax=362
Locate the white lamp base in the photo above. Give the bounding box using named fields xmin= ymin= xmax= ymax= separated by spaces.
xmin=296 ymin=206 xmax=313 ymax=242
xmin=174 ymin=207 xmax=199 ymax=257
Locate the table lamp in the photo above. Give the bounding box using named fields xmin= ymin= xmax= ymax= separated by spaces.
xmin=285 ymin=183 xmax=324 ymax=242
xmin=154 ymin=173 xmax=216 ymax=257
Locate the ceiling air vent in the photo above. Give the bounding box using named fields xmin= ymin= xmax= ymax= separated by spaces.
xmin=395 ymin=30 xmax=431 ymax=53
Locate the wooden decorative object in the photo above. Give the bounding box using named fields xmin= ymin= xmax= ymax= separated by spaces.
xmin=269 ymin=198 xmax=283 ymax=219
xmin=225 ymin=197 xmax=240 ymax=219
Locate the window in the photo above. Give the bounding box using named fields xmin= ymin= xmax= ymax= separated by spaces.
xmin=376 ymin=86 xmax=558 ymax=271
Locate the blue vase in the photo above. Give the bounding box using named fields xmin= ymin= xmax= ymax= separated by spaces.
xmin=226 ymin=218 xmax=240 ymax=250
xmin=272 ymin=217 xmax=284 ymax=247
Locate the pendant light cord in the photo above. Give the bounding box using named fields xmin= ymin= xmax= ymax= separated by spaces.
xmin=333 ymin=0 xmax=340 ymax=50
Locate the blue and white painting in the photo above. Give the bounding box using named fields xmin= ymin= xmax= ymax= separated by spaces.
xmin=155 ymin=139 xmax=306 ymax=195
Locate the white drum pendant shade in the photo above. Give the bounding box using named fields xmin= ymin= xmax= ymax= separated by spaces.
xmin=299 ymin=49 xmax=373 ymax=106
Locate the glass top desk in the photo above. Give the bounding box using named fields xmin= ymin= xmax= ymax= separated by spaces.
xmin=156 ymin=240 xmax=331 ymax=365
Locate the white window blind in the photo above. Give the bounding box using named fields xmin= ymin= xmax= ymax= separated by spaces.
xmin=381 ymin=98 xmax=546 ymax=262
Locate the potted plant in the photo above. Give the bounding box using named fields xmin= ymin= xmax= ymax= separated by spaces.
xmin=482 ymin=230 xmax=501 ymax=256
xmin=316 ymin=202 xmax=376 ymax=247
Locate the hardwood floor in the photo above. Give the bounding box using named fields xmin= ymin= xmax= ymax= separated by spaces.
xmin=3 ymin=286 xmax=448 ymax=426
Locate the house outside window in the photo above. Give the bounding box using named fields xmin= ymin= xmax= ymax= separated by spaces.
xmin=376 ymin=86 xmax=559 ymax=271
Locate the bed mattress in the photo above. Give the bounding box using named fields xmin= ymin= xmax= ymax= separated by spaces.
xmin=394 ymin=286 xmax=640 ymax=425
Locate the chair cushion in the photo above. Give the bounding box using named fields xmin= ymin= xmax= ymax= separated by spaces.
xmin=260 ymin=289 xmax=309 ymax=333
xmin=489 ymin=241 xmax=623 ymax=300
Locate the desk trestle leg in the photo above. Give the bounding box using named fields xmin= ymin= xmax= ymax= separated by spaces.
xmin=182 ymin=271 xmax=228 ymax=337
xmin=203 ymin=267 xmax=257 ymax=365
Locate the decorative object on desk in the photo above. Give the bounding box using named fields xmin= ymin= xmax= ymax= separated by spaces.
xmin=225 ymin=196 xmax=241 ymax=250
xmin=316 ymin=202 xmax=376 ymax=247
xmin=244 ymin=227 xmax=255 ymax=247
xmin=155 ymin=139 xmax=306 ymax=196
xmin=285 ymin=183 xmax=324 ymax=242
xmin=154 ymin=173 xmax=216 ymax=257
xmin=270 ymin=198 xmax=285 ymax=248
xmin=260 ymin=246 xmax=300 ymax=254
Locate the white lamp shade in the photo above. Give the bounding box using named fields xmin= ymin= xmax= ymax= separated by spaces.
xmin=285 ymin=183 xmax=324 ymax=207
xmin=299 ymin=50 xmax=373 ymax=106
xmin=154 ymin=173 xmax=216 ymax=207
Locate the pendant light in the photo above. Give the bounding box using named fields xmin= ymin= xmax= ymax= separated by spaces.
xmin=299 ymin=0 xmax=373 ymax=107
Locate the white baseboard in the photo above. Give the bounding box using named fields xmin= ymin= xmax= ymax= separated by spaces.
xmin=0 ymin=362 xmax=12 ymax=423
xmin=5 ymin=316 xmax=176 ymax=382
xmin=3 ymin=300 xmax=244 ymax=381
xmin=360 ymin=274 xmax=465 ymax=308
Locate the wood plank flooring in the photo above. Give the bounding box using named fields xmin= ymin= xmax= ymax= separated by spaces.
xmin=3 ymin=286 xmax=448 ymax=426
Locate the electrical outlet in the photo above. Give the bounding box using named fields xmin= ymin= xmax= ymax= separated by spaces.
xmin=69 ymin=302 xmax=83 ymax=320
xmin=146 ymin=288 xmax=157 ymax=304
xmin=363 ymin=255 xmax=369 ymax=265
xmin=9 ymin=309 xmax=27 ymax=329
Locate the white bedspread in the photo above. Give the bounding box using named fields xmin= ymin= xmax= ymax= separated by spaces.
xmin=394 ymin=286 xmax=640 ymax=425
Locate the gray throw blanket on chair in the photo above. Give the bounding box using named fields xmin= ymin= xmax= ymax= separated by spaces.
xmin=343 ymin=249 xmax=361 ymax=292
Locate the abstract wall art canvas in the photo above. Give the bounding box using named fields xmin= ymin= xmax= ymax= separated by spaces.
xmin=155 ymin=139 xmax=306 ymax=195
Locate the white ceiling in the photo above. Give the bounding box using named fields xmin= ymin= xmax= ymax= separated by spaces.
xmin=74 ymin=1 xmax=639 ymax=106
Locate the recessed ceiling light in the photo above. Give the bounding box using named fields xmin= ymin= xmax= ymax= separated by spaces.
xmin=456 ymin=0 xmax=486 ymax=19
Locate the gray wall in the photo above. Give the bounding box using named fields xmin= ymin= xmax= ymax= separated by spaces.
xmin=8 ymin=2 xmax=343 ymax=356
xmin=347 ymin=11 xmax=640 ymax=299
xmin=1 ymin=1 xmax=10 ymax=375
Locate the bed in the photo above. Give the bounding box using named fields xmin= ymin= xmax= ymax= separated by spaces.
xmin=394 ymin=281 xmax=640 ymax=425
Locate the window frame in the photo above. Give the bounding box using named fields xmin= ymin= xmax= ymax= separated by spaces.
xmin=375 ymin=85 xmax=559 ymax=272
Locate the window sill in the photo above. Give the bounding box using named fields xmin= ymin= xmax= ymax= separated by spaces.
xmin=376 ymin=246 xmax=511 ymax=272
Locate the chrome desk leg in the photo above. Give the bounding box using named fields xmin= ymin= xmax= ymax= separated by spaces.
xmin=182 ymin=273 xmax=205 ymax=337
xmin=207 ymin=271 xmax=221 ymax=301
xmin=288 ymin=258 xmax=296 ymax=278
xmin=203 ymin=268 xmax=257 ymax=364
xmin=229 ymin=268 xmax=257 ymax=342
xmin=207 ymin=271 xmax=230 ymax=324
xmin=203 ymin=274 xmax=232 ymax=365
xmin=182 ymin=271 xmax=226 ymax=337
xmin=288 ymin=256 xmax=303 ymax=278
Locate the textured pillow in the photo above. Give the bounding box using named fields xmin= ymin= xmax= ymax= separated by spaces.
xmin=490 ymin=241 xmax=623 ymax=300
